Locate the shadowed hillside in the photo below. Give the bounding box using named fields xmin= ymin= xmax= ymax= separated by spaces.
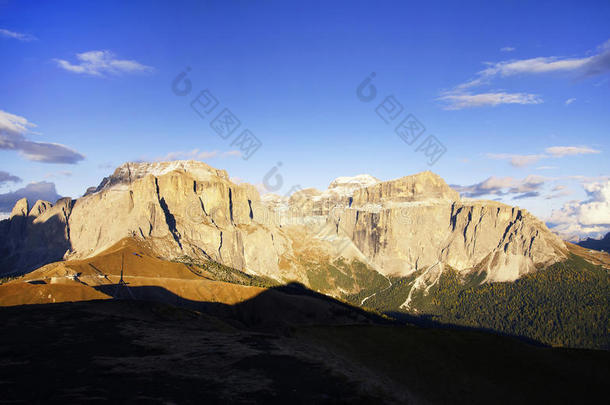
xmin=1 ymin=295 xmax=609 ymax=404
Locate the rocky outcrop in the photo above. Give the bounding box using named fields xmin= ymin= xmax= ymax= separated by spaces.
xmin=1 ymin=161 xmax=567 ymax=291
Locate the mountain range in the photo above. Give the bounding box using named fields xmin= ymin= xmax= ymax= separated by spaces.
xmin=1 ymin=160 xmax=609 ymax=402
xmin=1 ymin=160 xmax=568 ymax=282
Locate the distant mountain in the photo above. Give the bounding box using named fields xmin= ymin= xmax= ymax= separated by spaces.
xmin=0 ymin=181 xmax=62 ymax=214
xmin=578 ymin=232 xmax=610 ymax=252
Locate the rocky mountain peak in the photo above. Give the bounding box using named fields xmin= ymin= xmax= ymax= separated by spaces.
xmin=352 ymin=170 xmax=460 ymax=204
xmin=327 ymin=174 xmax=380 ymax=196
xmin=28 ymin=200 xmax=53 ymax=218
xmin=93 ymin=160 xmax=230 ymax=193
xmin=10 ymin=198 xmax=28 ymax=219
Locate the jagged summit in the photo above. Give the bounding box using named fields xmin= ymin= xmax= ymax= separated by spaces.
xmin=9 ymin=198 xmax=29 ymax=219
xmin=351 ymin=170 xmax=460 ymax=204
xmin=91 ymin=160 xmax=229 ymax=194
xmin=327 ymin=174 xmax=380 ymax=196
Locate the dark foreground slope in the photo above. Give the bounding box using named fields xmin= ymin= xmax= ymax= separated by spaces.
xmin=1 ymin=297 xmax=609 ymax=404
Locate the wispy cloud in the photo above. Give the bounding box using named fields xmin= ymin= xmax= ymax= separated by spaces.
xmin=487 ymin=146 xmax=601 ymax=167
xmin=438 ymin=91 xmax=542 ymax=110
xmin=500 ymin=46 xmax=515 ymax=52
xmin=54 ymin=50 xmax=153 ymax=77
xmin=486 ymin=153 xmax=545 ymax=167
xmin=44 ymin=171 xmax=73 ymax=179
xmin=545 ymin=146 xmax=600 ymax=157
xmin=440 ymin=39 xmax=610 ymax=109
xmin=0 ymin=110 xmax=85 ymax=164
xmin=545 ymin=185 xmax=572 ymax=200
xmin=0 ymin=28 xmax=36 ymax=42
xmin=565 ymin=98 xmax=576 ymax=105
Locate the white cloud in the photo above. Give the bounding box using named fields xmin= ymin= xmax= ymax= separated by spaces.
xmin=44 ymin=171 xmax=73 ymax=179
xmin=565 ymin=98 xmax=576 ymax=105
xmin=487 ymin=146 xmax=602 ymax=167
xmin=0 ymin=110 xmax=85 ymax=164
xmin=440 ymin=39 xmax=610 ymax=109
xmin=0 ymin=28 xmax=36 ymax=41
xmin=479 ymin=56 xmax=590 ymax=78
xmin=486 ymin=153 xmax=544 ymax=167
xmin=54 ymin=50 xmax=153 ymax=77
xmin=438 ymin=91 xmax=542 ymax=110
xmin=544 ymin=146 xmax=600 ymax=157
xmin=548 ymin=179 xmax=610 ymax=240
xmin=500 ymin=46 xmax=516 ymax=52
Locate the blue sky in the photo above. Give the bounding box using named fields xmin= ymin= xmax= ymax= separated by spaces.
xmin=1 ymin=0 xmax=609 ymax=239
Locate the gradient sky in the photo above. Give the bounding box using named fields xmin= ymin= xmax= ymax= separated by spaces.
xmin=1 ymin=0 xmax=609 ymax=239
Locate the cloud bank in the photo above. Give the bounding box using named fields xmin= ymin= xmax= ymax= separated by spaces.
xmin=548 ymin=179 xmax=610 ymax=241
xmin=0 ymin=171 xmax=22 ymax=187
xmin=0 ymin=110 xmax=85 ymax=164
xmin=452 ymin=175 xmax=546 ymax=199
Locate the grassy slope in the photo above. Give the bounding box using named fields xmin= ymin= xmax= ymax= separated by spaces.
xmin=173 ymin=255 xmax=280 ymax=288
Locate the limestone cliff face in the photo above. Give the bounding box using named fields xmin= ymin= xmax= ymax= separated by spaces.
xmin=1 ymin=161 xmax=567 ymax=289
xmin=67 ymin=161 xmax=292 ymax=281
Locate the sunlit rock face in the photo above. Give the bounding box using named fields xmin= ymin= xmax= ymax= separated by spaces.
xmin=1 ymin=160 xmax=567 ymax=290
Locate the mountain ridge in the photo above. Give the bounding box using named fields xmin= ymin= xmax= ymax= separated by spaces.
xmin=1 ymin=160 xmax=567 ymax=294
